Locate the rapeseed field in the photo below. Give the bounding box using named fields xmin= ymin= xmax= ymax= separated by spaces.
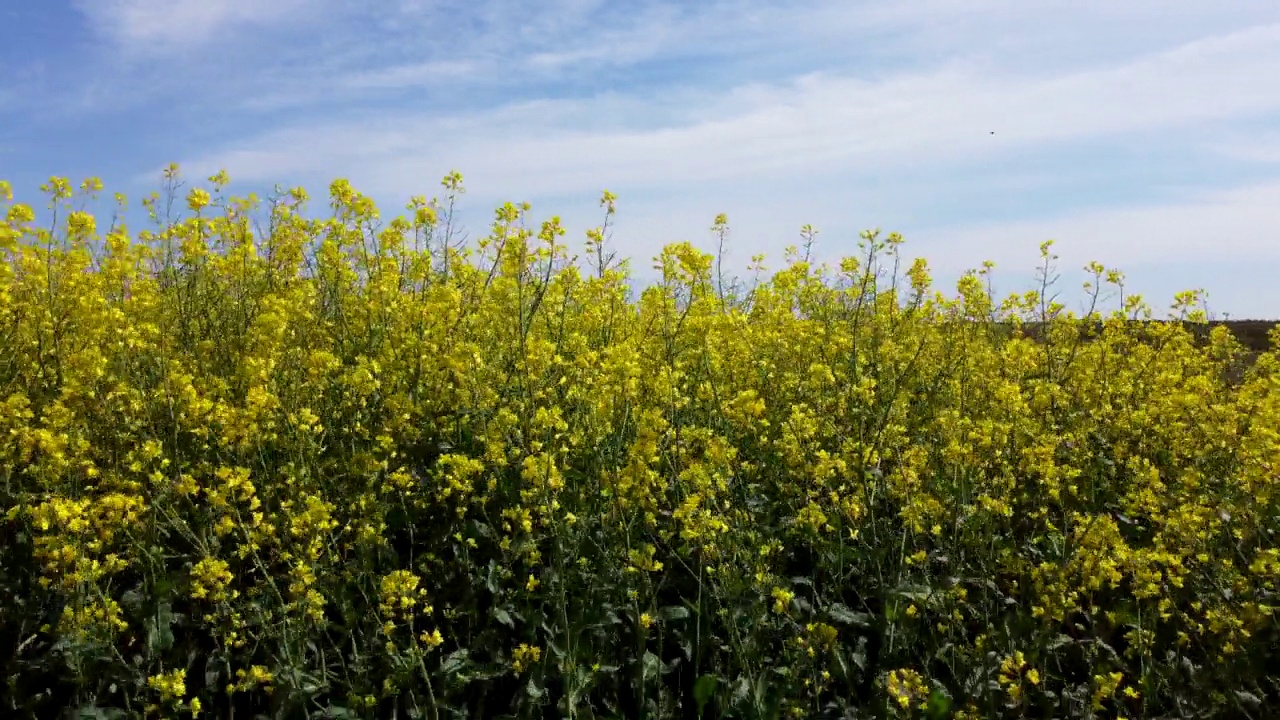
xmin=1 ymin=167 xmax=1277 ymax=719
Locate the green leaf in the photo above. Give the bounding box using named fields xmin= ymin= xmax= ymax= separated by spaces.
xmin=851 ymin=636 xmax=868 ymax=672
xmin=440 ymin=648 xmax=470 ymax=675
xmin=485 ymin=560 xmax=500 ymax=594
xmin=493 ymin=607 xmax=515 ymax=628
xmin=926 ymin=689 xmax=952 ymax=719
xmin=694 ymin=675 xmax=718 ymax=713
xmin=120 ymin=589 xmax=145 ymax=610
xmin=893 ymin=583 xmax=935 ymax=604
xmin=641 ymin=651 xmax=662 ymax=682
xmin=1046 ymin=633 xmax=1075 ymax=651
xmin=1235 ymin=691 xmax=1262 ymax=707
xmin=679 ymin=639 xmax=694 ymax=663
xmin=827 ymin=603 xmax=872 ymax=628
xmin=76 ymin=707 xmax=126 ymax=720
xmin=146 ymin=600 xmax=175 ymax=654
xmin=659 ymin=605 xmax=690 ymax=622
xmin=832 ymin=647 xmax=853 ymax=684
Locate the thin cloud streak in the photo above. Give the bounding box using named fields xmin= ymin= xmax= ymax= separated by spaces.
xmin=72 ymin=0 xmax=321 ymax=54
xmin=15 ymin=1 xmax=1275 ymax=317
xmin=173 ymin=24 xmax=1280 ymax=204
xmin=904 ymin=180 xmax=1280 ymax=274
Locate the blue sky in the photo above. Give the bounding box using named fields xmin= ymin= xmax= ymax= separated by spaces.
xmin=3 ymin=0 xmax=1280 ymax=317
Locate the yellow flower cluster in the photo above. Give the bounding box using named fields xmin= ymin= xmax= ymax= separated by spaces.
xmin=2 ymin=170 xmax=1278 ymax=718
xmin=379 ymin=569 xmax=427 ymax=618
xmin=190 ymin=557 xmax=236 ymax=603
xmin=512 ymin=643 xmax=543 ymax=674
xmin=884 ymin=668 xmax=928 ymax=710
xmin=771 ymin=587 xmax=795 ymax=614
xmin=147 ymin=669 xmax=187 ymax=700
xmin=227 ymin=665 xmax=274 ymax=696
xmin=997 ymin=651 xmax=1040 ymax=703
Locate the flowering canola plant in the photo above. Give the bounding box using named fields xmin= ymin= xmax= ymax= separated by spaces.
xmin=1 ymin=167 xmax=1279 ymax=719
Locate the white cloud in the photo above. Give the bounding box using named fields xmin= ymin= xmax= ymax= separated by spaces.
xmin=903 ymin=180 xmax=1280 ymax=275
xmin=173 ymin=23 xmax=1280 ymax=204
xmin=1209 ymin=132 xmax=1280 ymax=164
xmin=336 ymin=60 xmax=484 ymax=91
xmin=77 ymin=2 xmax=1279 ymax=317
xmin=74 ymin=0 xmax=318 ymax=53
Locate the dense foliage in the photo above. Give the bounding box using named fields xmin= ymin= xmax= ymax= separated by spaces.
xmin=2 ymin=168 xmax=1279 ymax=719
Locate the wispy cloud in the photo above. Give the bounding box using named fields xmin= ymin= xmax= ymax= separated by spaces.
xmin=172 ymin=23 xmax=1280 ymax=204
xmin=908 ymin=180 xmax=1280 ymax=273
xmin=5 ymin=1 xmax=1279 ymax=316
xmin=72 ymin=0 xmax=320 ymax=55
xmin=337 ymin=60 xmax=485 ymax=92
xmin=1209 ymin=132 xmax=1280 ymax=165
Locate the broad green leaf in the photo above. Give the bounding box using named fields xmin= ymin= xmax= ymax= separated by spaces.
xmin=694 ymin=674 xmax=719 ymax=713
